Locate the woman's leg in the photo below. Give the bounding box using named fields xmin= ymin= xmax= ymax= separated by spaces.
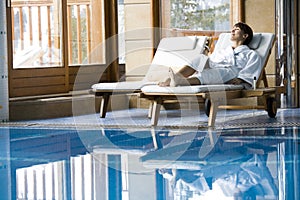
xmin=158 ymin=65 xmax=196 ymax=86
xmin=197 ymin=67 xmax=238 ymax=85
xmin=186 ymin=77 xmax=201 ymax=85
xmin=177 ymin=65 xmax=197 ymax=77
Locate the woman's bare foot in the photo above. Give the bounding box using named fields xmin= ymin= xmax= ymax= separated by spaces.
xmin=158 ymin=78 xmax=171 ymax=87
xmin=158 ymin=68 xmax=188 ymax=87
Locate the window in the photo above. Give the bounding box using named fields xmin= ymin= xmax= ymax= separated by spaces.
xmin=162 ymin=0 xmax=230 ymax=31
xmin=9 ymin=0 xmax=107 ymax=97
xmin=67 ymin=0 xmax=105 ymax=65
xmin=11 ymin=0 xmax=105 ymax=68
xmin=12 ymin=0 xmax=63 ymax=68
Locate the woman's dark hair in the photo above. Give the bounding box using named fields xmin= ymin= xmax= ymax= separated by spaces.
xmin=234 ymin=22 xmax=253 ymax=45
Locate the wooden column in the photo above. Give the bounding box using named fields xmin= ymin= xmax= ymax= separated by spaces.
xmin=230 ymin=0 xmax=245 ymax=25
xmin=104 ymin=0 xmax=119 ymax=82
xmin=91 ymin=0 xmax=105 ymax=64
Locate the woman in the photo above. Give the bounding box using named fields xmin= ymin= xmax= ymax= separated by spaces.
xmin=159 ymin=22 xmax=262 ymax=89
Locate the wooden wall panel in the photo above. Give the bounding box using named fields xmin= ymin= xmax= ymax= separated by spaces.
xmin=68 ymin=65 xmax=125 ymax=90
xmin=9 ymin=68 xmax=67 ymax=97
xmin=11 ymin=68 xmax=65 ymax=78
xmin=12 ymin=76 xmax=65 ymax=88
xmin=11 ymin=85 xmax=67 ymax=97
xmin=245 ymin=0 xmax=276 ymax=87
xmin=124 ymin=0 xmax=153 ymax=80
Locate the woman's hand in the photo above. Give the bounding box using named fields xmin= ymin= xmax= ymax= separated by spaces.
xmin=226 ymin=78 xmax=245 ymax=85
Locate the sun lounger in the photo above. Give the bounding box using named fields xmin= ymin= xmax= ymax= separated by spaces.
xmin=91 ymin=36 xmax=208 ymax=117
xmin=141 ymin=32 xmax=278 ymax=126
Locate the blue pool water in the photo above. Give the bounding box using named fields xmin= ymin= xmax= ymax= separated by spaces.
xmin=0 ymin=126 xmax=299 ymax=199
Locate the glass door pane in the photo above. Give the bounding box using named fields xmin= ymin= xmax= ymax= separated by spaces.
xmin=67 ymin=0 xmax=105 ymax=65
xmin=12 ymin=0 xmax=63 ymax=68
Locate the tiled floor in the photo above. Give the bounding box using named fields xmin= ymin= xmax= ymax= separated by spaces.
xmin=3 ymin=107 xmax=300 ymax=130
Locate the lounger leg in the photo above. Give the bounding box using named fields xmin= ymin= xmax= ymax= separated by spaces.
xmin=151 ymin=98 xmax=162 ymax=126
xmin=150 ymin=128 xmax=162 ymax=150
xmin=208 ymin=100 xmax=219 ymax=127
xmin=100 ymin=94 xmax=110 ymax=118
xmin=148 ymin=101 xmax=154 ymax=119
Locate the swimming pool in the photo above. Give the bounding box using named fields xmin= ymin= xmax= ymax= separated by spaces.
xmin=0 ymin=126 xmax=299 ymax=199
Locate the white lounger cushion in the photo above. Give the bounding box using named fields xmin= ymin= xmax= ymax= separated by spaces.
xmin=146 ymin=36 xmax=207 ymax=82
xmin=248 ymin=33 xmax=262 ymax=49
xmin=158 ymin=36 xmax=198 ymax=51
xmin=141 ymin=84 xmax=244 ymax=94
xmin=92 ymin=81 xmax=157 ymax=92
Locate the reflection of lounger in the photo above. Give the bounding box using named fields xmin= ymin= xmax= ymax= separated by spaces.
xmin=90 ymin=36 xmax=208 ymax=118
xmin=141 ymin=135 xmax=279 ymax=199
xmin=158 ymin=155 xmax=278 ymax=199
xmin=141 ymin=33 xmax=280 ymax=126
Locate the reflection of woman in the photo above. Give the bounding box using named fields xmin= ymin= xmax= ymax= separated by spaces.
xmin=159 ymin=154 xmax=278 ymax=199
xmin=159 ymin=168 xmax=211 ymax=195
xmin=159 ymin=22 xmax=261 ymax=89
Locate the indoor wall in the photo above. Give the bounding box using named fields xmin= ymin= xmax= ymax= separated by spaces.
xmin=245 ymin=0 xmax=276 ymax=88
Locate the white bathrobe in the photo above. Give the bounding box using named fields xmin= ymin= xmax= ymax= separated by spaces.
xmin=192 ymin=45 xmax=262 ymax=86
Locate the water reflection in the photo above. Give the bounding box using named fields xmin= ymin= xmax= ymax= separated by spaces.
xmin=141 ymin=127 xmax=299 ymax=200
xmin=1 ymin=126 xmax=299 ymax=199
xmin=148 ymin=137 xmax=279 ymax=199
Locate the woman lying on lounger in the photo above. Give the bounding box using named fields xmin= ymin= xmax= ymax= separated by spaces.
xmin=159 ymin=22 xmax=262 ymax=89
